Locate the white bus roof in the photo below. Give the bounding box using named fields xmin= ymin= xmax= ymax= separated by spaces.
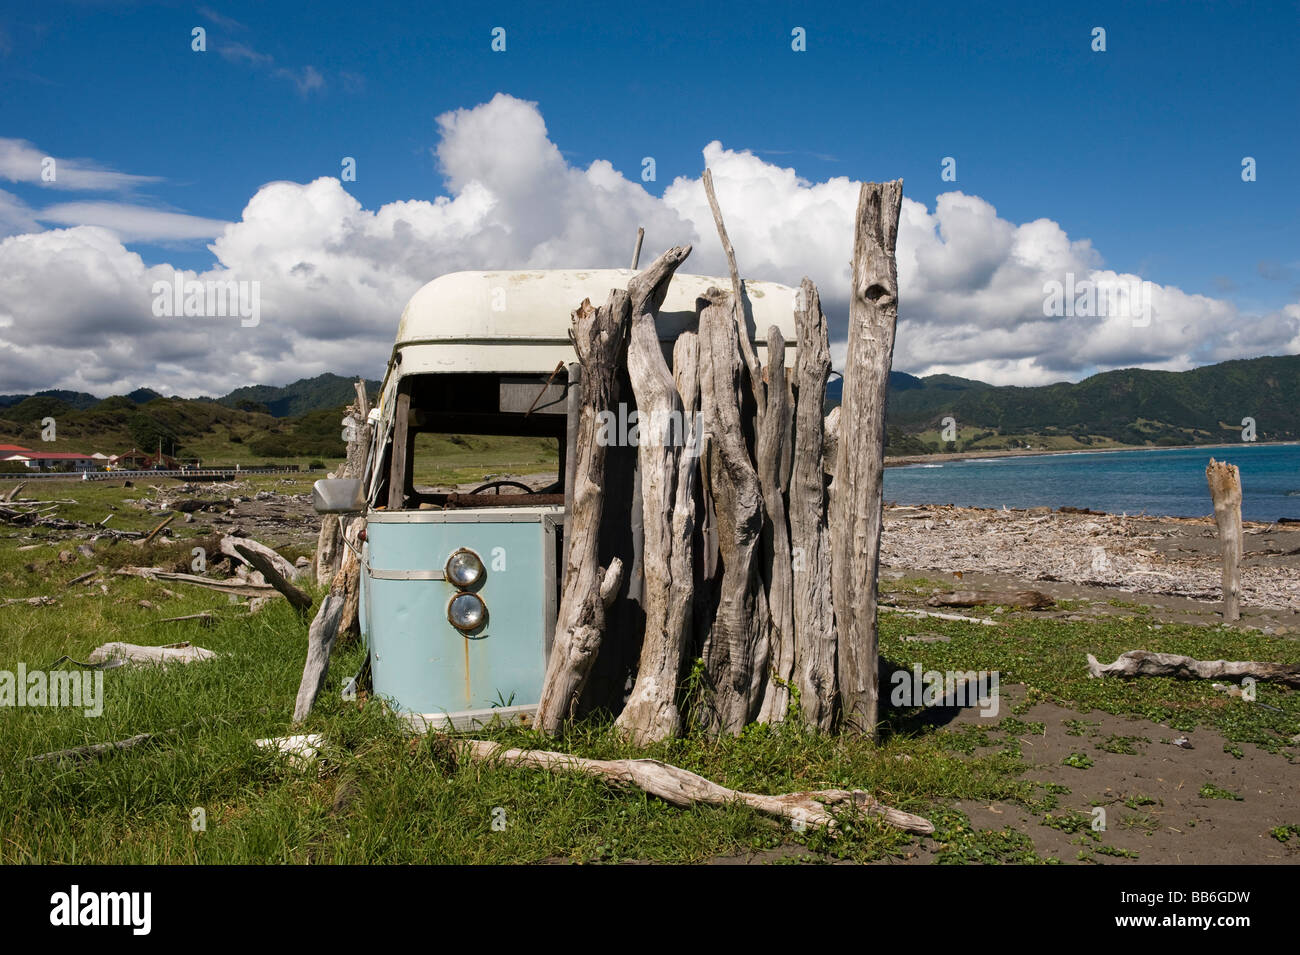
xmin=391 ymin=269 xmax=799 ymax=376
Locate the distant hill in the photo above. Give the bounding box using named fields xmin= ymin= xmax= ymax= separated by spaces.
xmin=882 ymin=354 xmax=1300 ymax=450
xmin=213 ymin=374 xmax=383 ymax=418
xmin=0 ymin=389 xmax=99 ymax=411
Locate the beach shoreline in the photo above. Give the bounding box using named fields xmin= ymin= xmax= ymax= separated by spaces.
xmin=884 ymin=439 xmax=1298 ymax=468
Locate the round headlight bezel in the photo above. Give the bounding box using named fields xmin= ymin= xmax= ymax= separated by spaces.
xmin=445 ymin=547 xmax=486 ymax=589
xmin=447 ymin=591 xmax=487 ymax=632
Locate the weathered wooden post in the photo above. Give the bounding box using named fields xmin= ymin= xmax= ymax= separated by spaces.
xmin=615 ymin=315 xmax=701 ymax=743
xmin=831 ymin=180 xmax=903 ymax=737
xmin=789 ymin=279 xmax=837 ymax=730
xmin=755 ymin=327 xmax=796 ymax=724
xmin=698 ymin=287 xmax=771 ymax=733
xmin=1206 ymin=458 xmax=1243 ymax=621
xmin=534 ymin=247 xmax=691 ymax=734
xmin=315 ymin=379 xmax=370 ymax=585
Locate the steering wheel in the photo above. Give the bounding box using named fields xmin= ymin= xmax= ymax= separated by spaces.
xmin=467 ymin=480 xmax=536 ymax=495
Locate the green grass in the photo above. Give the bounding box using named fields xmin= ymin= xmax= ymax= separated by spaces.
xmin=1 ymin=479 xmax=1297 ymax=863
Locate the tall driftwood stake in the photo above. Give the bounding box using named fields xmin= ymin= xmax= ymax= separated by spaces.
xmin=315 ymin=380 xmax=371 ymax=585
xmin=789 ymin=279 xmax=837 ymax=730
xmin=336 ymin=517 xmax=367 ymax=640
xmin=615 ymin=318 xmax=701 ymax=744
xmin=756 ymin=327 xmax=796 ymax=724
xmin=703 ymin=168 xmax=764 ymax=417
xmin=832 ymin=180 xmax=903 ymax=737
xmin=698 ymin=288 xmax=771 ymax=733
xmin=294 ymin=572 xmax=346 ymax=722
xmin=535 ymin=247 xmax=691 ymax=735
xmin=1206 ymin=458 xmax=1243 ymax=621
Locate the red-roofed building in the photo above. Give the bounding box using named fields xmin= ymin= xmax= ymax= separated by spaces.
xmin=2 ymin=449 xmax=99 ymax=471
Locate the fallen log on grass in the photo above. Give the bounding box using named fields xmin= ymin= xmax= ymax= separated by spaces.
xmin=27 ymin=705 xmax=269 ymax=765
xmin=881 ymin=606 xmax=1001 ymax=626
xmin=927 ymin=590 xmax=1054 ymax=610
xmin=457 ymin=738 xmax=934 ymax=835
xmin=1086 ymin=650 xmax=1300 ymax=689
xmin=232 ymin=542 xmax=312 ymax=613
xmin=135 ymin=512 xmax=175 ymax=547
xmin=116 ymin=567 xmax=276 ymax=598
xmin=221 ymin=535 xmax=303 ymax=582
xmin=88 ymin=641 xmax=217 ymax=666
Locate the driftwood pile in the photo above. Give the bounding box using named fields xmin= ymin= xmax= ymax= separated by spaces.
xmin=534 ymin=176 xmax=904 ymax=742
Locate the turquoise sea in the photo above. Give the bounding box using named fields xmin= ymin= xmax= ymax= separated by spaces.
xmin=883 ymin=443 xmax=1300 ymax=522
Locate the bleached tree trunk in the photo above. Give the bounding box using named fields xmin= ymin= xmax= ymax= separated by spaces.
xmin=535 ymin=247 xmax=691 ymax=735
xmin=831 ymin=180 xmax=903 ymax=737
xmin=756 ymin=328 xmax=796 ymax=723
xmin=615 ymin=326 xmax=701 ymax=744
xmin=1206 ymin=458 xmax=1243 ymax=622
xmin=698 ymin=288 xmax=771 ymax=734
xmin=789 ymin=279 xmax=837 ymax=730
xmin=1087 ymin=650 xmax=1300 ymax=688
xmin=457 ymin=739 xmax=934 ymax=834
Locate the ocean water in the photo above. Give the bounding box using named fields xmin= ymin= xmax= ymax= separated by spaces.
xmin=883 ymin=443 xmax=1300 ymax=521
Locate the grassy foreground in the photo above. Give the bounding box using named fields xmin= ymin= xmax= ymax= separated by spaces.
xmin=0 ymin=481 xmax=1297 ymax=864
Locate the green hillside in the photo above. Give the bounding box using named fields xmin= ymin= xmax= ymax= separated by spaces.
xmin=213 ymin=373 xmax=383 ymax=418
xmin=885 ymin=354 xmax=1300 ymax=452
xmin=0 ymin=395 xmax=355 ymax=467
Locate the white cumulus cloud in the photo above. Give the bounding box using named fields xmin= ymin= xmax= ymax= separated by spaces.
xmin=0 ymin=93 xmax=1295 ymax=399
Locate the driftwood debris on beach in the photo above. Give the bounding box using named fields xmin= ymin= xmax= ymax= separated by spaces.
xmin=1087 ymin=650 xmax=1300 ymax=688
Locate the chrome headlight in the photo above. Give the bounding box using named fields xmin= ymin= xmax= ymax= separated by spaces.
xmin=445 ymin=548 xmax=486 ymax=588
xmin=447 ymin=591 xmax=487 ymax=632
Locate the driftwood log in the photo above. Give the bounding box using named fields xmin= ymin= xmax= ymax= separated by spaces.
xmin=222 ymin=535 xmax=303 ymax=582
xmin=1206 ymin=459 xmax=1243 ymax=621
xmin=788 ymin=279 xmax=837 ymax=729
xmin=534 ymin=247 xmax=690 ymax=734
xmin=88 ymin=642 xmax=216 ymax=666
xmin=293 ymin=573 xmax=347 ymax=722
xmin=115 ymin=567 xmax=276 ymax=598
xmin=315 ymin=380 xmax=371 ymax=585
xmin=136 ymin=513 xmax=175 ymax=547
xmin=457 ymin=738 xmax=933 ymax=834
xmin=756 ymin=327 xmax=796 ymax=724
xmin=831 ymin=180 xmax=903 ymax=736
xmin=614 ymin=318 xmax=701 ymax=744
xmin=698 ymin=288 xmax=771 ymax=734
xmin=927 ymin=590 xmax=1054 ymax=610
xmin=232 ymin=542 xmax=312 ymax=613
xmin=702 ymin=168 xmax=764 ymax=417
xmin=336 ymin=517 xmax=367 ymax=640
xmin=1086 ymin=650 xmax=1300 ymax=689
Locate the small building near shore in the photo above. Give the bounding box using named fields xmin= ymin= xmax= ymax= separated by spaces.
xmin=1 ymin=449 xmax=99 ymax=471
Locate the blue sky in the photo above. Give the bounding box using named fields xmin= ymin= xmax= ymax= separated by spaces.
xmin=1 ymin=0 xmax=1297 ymax=394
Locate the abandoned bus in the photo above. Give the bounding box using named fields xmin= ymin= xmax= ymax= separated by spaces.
xmin=313 ymin=268 xmax=800 ymax=730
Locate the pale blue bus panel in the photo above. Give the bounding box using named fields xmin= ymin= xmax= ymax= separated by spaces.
xmin=363 ymin=509 xmax=557 ymax=716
